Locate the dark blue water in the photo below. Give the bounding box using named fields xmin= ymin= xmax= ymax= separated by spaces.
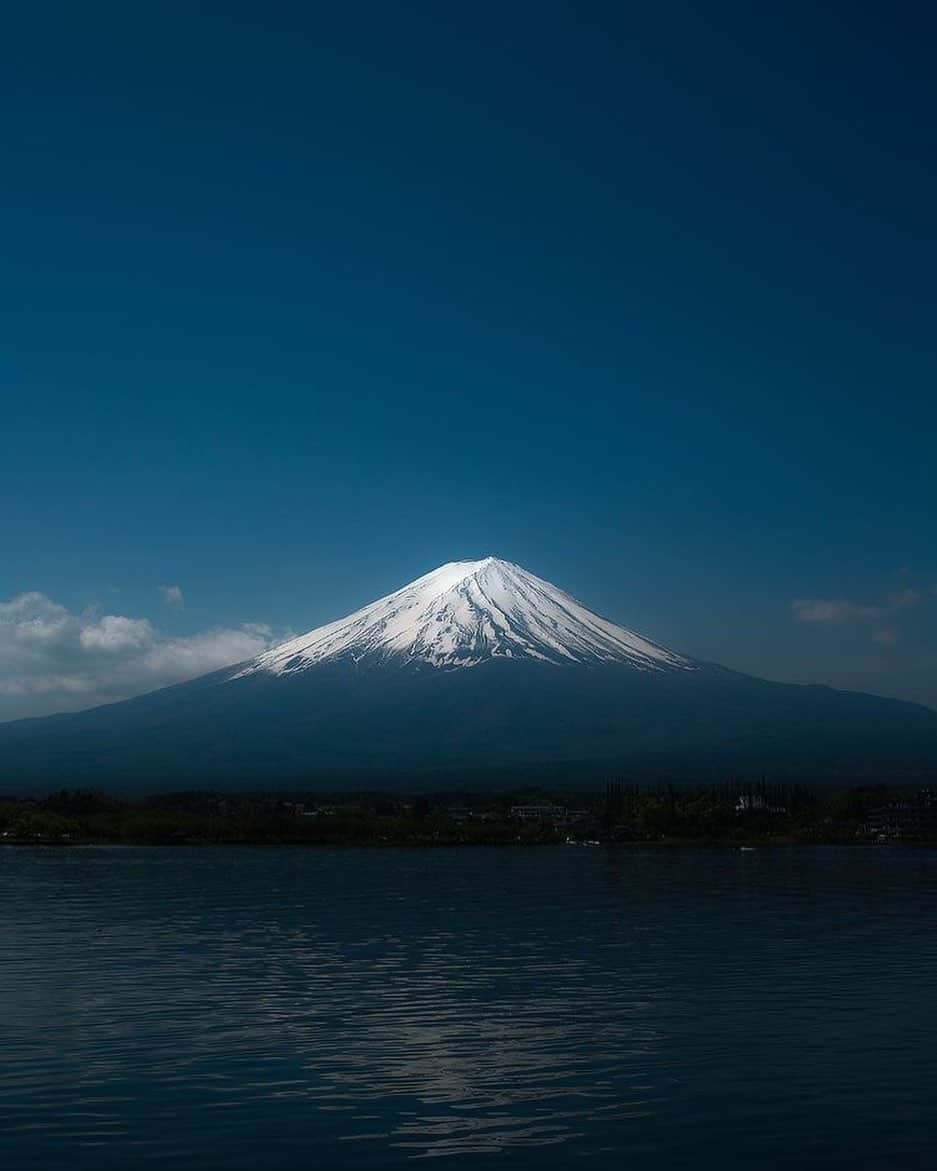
xmin=2 ymin=845 xmax=936 ymax=1169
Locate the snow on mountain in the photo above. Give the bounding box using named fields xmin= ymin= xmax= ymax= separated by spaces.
xmin=237 ymin=557 xmax=694 ymax=676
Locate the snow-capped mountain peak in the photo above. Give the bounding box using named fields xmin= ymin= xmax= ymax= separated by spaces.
xmin=237 ymin=557 xmax=693 ymax=676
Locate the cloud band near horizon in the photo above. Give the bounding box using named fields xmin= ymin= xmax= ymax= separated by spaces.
xmin=792 ymin=589 xmax=919 ymax=624
xmin=0 ymin=591 xmax=283 ymax=721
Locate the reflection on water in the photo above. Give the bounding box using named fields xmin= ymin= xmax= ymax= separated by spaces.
xmin=2 ymin=846 xmax=937 ymax=1168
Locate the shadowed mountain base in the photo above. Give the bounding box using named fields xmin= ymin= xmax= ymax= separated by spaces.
xmin=2 ymin=658 xmax=936 ymax=792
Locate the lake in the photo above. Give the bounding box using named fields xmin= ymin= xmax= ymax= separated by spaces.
xmin=2 ymin=845 xmax=936 ymax=1168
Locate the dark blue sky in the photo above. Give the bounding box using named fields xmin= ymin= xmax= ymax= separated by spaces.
xmin=2 ymin=1 xmax=936 ymax=716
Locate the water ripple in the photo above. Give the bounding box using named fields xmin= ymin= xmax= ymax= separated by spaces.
xmin=2 ymin=846 xmax=937 ymax=1168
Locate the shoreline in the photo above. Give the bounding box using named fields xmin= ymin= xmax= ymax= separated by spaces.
xmin=1 ymin=836 xmax=922 ymax=850
xmin=5 ymin=783 xmax=932 ymax=850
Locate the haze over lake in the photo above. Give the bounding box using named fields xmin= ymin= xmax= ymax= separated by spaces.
xmin=3 ymin=844 xmax=936 ymax=1169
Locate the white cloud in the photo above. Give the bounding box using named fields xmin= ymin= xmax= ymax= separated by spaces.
xmin=0 ymin=592 xmax=71 ymax=645
xmin=159 ymin=584 xmax=184 ymax=607
xmin=792 ymin=599 xmax=883 ymax=623
xmin=889 ymin=589 xmax=920 ymax=611
xmin=0 ymin=591 xmax=283 ymax=720
xmin=873 ymin=628 xmax=899 ymax=646
xmin=240 ymin=622 xmax=272 ymax=638
xmin=0 ymin=674 xmax=98 ymax=699
xmin=792 ymin=589 xmax=919 ymax=625
xmin=142 ymin=628 xmax=277 ymax=676
xmin=79 ymin=615 xmax=154 ymax=653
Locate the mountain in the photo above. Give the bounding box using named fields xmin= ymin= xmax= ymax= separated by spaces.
xmin=237 ymin=558 xmax=693 ymax=673
xmin=2 ymin=557 xmax=936 ymax=792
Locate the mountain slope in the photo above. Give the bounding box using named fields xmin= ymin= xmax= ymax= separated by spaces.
xmin=237 ymin=557 xmax=692 ymax=673
xmin=1 ymin=558 xmax=936 ymax=791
